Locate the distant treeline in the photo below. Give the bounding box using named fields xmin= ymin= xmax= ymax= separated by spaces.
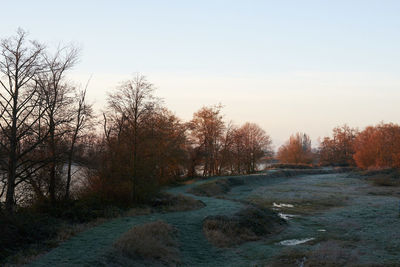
xmin=277 ymin=123 xmax=400 ymax=170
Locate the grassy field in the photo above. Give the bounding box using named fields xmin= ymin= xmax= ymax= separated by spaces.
xmin=29 ymin=170 xmax=400 ymax=266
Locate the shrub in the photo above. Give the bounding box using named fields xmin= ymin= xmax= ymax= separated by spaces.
xmin=149 ymin=193 xmax=205 ymax=212
xmin=112 ymin=221 xmax=180 ymax=266
xmin=0 ymin=212 xmax=61 ymax=262
xmin=203 ymin=205 xmax=286 ymax=247
xmin=268 ymin=163 xmax=313 ymax=169
xmin=371 ymin=176 xmax=400 ymax=187
xmin=356 ymin=168 xmax=400 ymax=187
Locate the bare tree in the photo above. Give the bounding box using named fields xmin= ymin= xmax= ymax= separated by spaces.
xmin=65 ymin=87 xmax=93 ymax=200
xmin=106 ymin=74 xmax=157 ymax=202
xmin=35 ymin=45 xmax=78 ymax=204
xmin=0 ymin=29 xmax=46 ymax=213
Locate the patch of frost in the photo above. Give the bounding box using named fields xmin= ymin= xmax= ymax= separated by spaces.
xmin=278 ymin=213 xmax=298 ymax=220
xmin=279 ymin=238 xmax=315 ymax=246
xmin=273 ymin=202 xmax=294 ymax=208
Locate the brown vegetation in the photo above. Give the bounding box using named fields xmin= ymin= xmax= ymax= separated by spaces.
xmin=353 ymin=123 xmax=400 ymax=169
xmin=110 ymin=221 xmax=180 ymax=266
xmin=268 ymin=163 xmax=313 ymax=169
xmin=269 ymin=241 xmax=359 ymax=267
xmin=319 ymin=123 xmax=400 ymax=170
xmin=203 ymin=205 xmax=286 ymax=247
xmin=318 ymin=125 xmax=358 ymax=166
xmin=148 ymin=193 xmax=206 ymax=212
xmin=188 ymin=106 xmax=272 ymax=177
xmin=277 ymin=133 xmax=314 ymax=164
xmin=356 ymin=168 xmax=400 ymax=187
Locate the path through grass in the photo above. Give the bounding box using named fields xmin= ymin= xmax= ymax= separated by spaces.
xmin=30 ymin=172 xmax=400 ymax=266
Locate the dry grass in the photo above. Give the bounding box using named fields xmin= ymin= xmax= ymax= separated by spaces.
xmin=305 ymin=241 xmax=360 ymax=266
xmin=124 ymin=193 xmax=205 ymax=216
xmin=203 ymin=219 xmax=259 ymax=247
xmin=247 ymin=195 xmax=347 ymax=216
xmin=203 ymin=205 xmax=286 ymax=247
xmin=371 ymin=176 xmax=400 ymax=187
xmin=187 ymin=177 xmax=245 ymax=197
xmin=268 ymin=163 xmax=314 ymax=169
xmin=151 ymin=193 xmax=206 ymax=212
xmin=268 ymin=241 xmax=360 ymax=267
xmin=187 ymin=180 xmax=231 ymax=197
xmin=355 ymin=168 xmax=400 ymax=187
xmin=123 ymin=207 xmax=153 ymax=217
xmin=111 ymin=220 xmax=180 ymax=266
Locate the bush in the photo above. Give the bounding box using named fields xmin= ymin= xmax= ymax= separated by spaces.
xmin=31 ymin=199 xmax=125 ymax=223
xmin=202 ymin=205 xmax=286 ymax=247
xmin=356 ymin=168 xmax=400 ymax=187
xmin=371 ymin=176 xmax=400 ymax=187
xmin=268 ymin=163 xmax=314 ymax=169
xmin=149 ymin=193 xmax=205 ymax=212
xmin=0 ymin=211 xmax=61 ymax=262
xmin=187 ymin=177 xmax=245 ymax=197
xmin=111 ymin=221 xmax=180 ymax=266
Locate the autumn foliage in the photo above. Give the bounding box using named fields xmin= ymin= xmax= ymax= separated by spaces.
xmin=277 ymin=133 xmax=314 ymax=164
xmin=188 ymin=105 xmax=272 ymax=176
xmin=318 ymin=123 xmax=400 ymax=169
xmin=318 ymin=125 xmax=358 ymax=166
xmin=353 ymin=123 xmax=400 ymax=169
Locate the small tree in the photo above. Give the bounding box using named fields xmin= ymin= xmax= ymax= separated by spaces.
xmin=319 ymin=124 xmax=358 ymax=166
xmin=189 ymin=105 xmax=225 ymax=176
xmin=239 ymin=122 xmax=272 ymax=173
xmin=104 ymin=74 xmax=158 ymax=202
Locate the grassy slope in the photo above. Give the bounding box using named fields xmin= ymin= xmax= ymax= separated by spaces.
xmin=29 ymin=170 xmax=400 ymax=266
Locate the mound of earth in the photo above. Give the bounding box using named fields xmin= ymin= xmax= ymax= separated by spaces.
xmin=187 ymin=177 xmax=245 ymax=197
xmin=150 ymin=192 xmax=206 ymax=212
xmin=203 ymin=205 xmax=286 ymax=247
xmin=107 ymin=220 xmax=181 ymax=266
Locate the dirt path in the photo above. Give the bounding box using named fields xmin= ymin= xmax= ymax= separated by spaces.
xmin=30 ymin=179 xmax=245 ymax=266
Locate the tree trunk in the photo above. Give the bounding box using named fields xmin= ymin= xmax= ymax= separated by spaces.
xmin=49 ymin=119 xmax=56 ymax=204
xmin=5 ymin=93 xmax=19 ymax=213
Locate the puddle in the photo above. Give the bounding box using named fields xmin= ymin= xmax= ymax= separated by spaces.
xmin=279 ymin=238 xmax=315 ymax=246
xmin=273 ymin=202 xmax=294 ymax=208
xmin=278 ymin=213 xmax=298 ymax=220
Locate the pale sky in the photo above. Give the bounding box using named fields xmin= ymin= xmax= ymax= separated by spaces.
xmin=2 ymin=1 xmax=400 ymax=148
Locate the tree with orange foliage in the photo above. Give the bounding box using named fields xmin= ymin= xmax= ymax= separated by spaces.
xmin=353 ymin=123 xmax=400 ymax=169
xmin=234 ymin=122 xmax=272 ymax=173
xmin=277 ymin=133 xmax=313 ymax=164
xmin=99 ymin=74 xmax=188 ymax=204
xmin=319 ymin=125 xmax=358 ymax=166
xmin=189 ymin=105 xmax=225 ymax=177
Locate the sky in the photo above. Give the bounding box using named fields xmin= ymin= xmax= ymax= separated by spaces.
xmin=1 ymin=0 xmax=400 ymax=148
